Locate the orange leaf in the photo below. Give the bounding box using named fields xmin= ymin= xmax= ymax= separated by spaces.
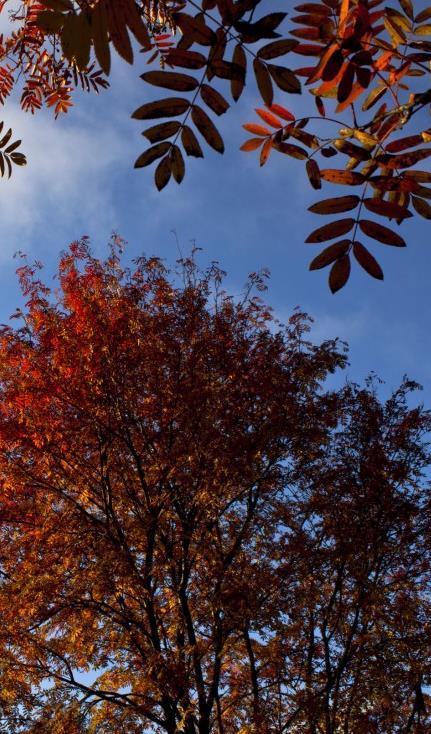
xmin=268 ymin=103 xmax=295 ymax=121
xmin=242 ymin=123 xmax=271 ymax=136
xmin=240 ymin=137 xmax=264 ymax=152
xmin=260 ymin=138 xmax=272 ymax=166
xmin=255 ymin=108 xmax=282 ymax=128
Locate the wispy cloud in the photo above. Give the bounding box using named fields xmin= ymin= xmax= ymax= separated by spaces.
xmin=0 ymin=103 xmax=133 ymax=259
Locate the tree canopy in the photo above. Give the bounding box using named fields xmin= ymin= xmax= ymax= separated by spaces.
xmin=0 ymin=239 xmax=429 ymax=732
xmin=2 ymin=1 xmax=431 ymax=289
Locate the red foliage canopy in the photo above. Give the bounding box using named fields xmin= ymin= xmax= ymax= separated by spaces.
xmin=0 ymin=240 xmax=429 ymax=732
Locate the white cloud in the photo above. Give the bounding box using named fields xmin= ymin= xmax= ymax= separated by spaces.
xmin=0 ymin=103 xmax=132 ymax=259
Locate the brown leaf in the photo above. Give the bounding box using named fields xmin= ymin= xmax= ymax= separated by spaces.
xmin=359 ymin=219 xmax=406 ymax=246
xmin=164 ymin=49 xmax=207 ymax=69
xmin=253 ymin=59 xmax=274 ymax=106
xmin=170 ymin=145 xmax=185 ymax=183
xmin=309 ymin=240 xmax=350 ymax=269
xmin=363 ymin=198 xmax=412 ymax=219
xmin=231 ymin=44 xmax=247 ymax=101
xmin=385 ymin=134 xmax=424 ymax=153
xmin=181 ymin=126 xmax=204 ymax=158
xmin=200 ymin=85 xmax=229 ymax=116
xmin=320 ymin=169 xmax=365 ymax=185
xmin=334 ymin=139 xmax=371 ymax=161
xmin=308 ymin=195 xmax=360 ymax=214
xmin=142 ymin=121 xmax=181 ymax=143
xmin=106 ymin=0 xmax=133 ymax=64
xmin=172 ymin=12 xmax=216 ymax=45
xmin=140 ymin=71 xmax=198 ymax=92
xmin=257 ymin=39 xmax=298 ymax=60
xmin=305 ymin=218 xmax=355 ymax=243
xmin=398 ymin=0 xmax=414 ymax=20
xmin=306 ymin=159 xmax=321 ymax=189
xmin=211 ymin=60 xmax=245 ymax=81
xmin=337 ymin=62 xmax=355 ymax=103
xmin=134 ymin=142 xmax=171 ymax=168
xmin=268 ymin=65 xmax=301 ymax=93
xmin=275 ymin=142 xmax=308 ymax=159
xmin=154 ymin=155 xmax=172 ymax=190
xmin=353 ymin=241 xmax=384 ymax=279
xmin=132 ymin=98 xmax=190 ymax=120
xmin=412 ymin=196 xmax=431 ymax=219
xmin=91 ymin=0 xmax=110 ymax=75
xmin=191 ymin=106 xmax=224 ymax=153
xmin=329 ymin=254 xmax=351 ymax=292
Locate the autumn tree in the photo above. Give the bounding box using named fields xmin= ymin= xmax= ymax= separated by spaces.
xmin=2 ymin=1 xmax=431 ymax=288
xmin=0 ymin=239 xmax=429 ymax=732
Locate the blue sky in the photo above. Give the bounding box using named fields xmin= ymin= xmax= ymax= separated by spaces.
xmin=0 ymin=13 xmax=430 ymax=402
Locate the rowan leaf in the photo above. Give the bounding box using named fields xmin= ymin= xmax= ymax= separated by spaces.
xmin=362 ymin=85 xmax=387 ymax=111
xmin=243 ymin=123 xmax=271 ymax=136
xmin=359 ymin=219 xmax=406 ymax=246
xmin=309 ymin=240 xmax=350 ymax=269
xmin=415 ymin=23 xmax=431 ymax=35
xmin=268 ymin=65 xmax=301 ymax=93
xmin=142 ymin=121 xmax=181 ymax=143
xmin=165 ymin=49 xmax=207 ymax=69
xmin=181 ymin=126 xmax=204 ymax=157
xmin=170 ymin=145 xmax=185 ymax=183
xmin=305 ymin=218 xmax=355 ymax=243
xmin=134 ymin=142 xmax=171 ymax=168
xmin=268 ymin=103 xmax=295 ymax=121
xmin=398 ymin=0 xmax=414 ymax=20
xmin=260 ymin=138 xmax=273 ymax=166
xmin=154 ymin=155 xmax=172 ymax=190
xmin=363 ymin=198 xmax=412 ymax=219
xmin=200 ymin=85 xmax=229 ymax=116
xmin=212 ymin=60 xmax=245 ymax=81
xmin=329 ymin=254 xmax=351 ymax=292
xmin=386 ymin=134 xmax=424 ymax=153
xmin=255 ymin=108 xmax=282 ymax=128
xmin=412 ymin=196 xmax=431 ymax=219
xmin=231 ymin=44 xmax=247 ymax=101
xmin=172 ymin=13 xmax=216 ymax=45
xmin=132 ymin=98 xmax=190 ymax=120
xmin=415 ymin=6 xmax=431 ymax=22
xmin=275 ymin=142 xmax=308 ymax=159
xmin=334 ymin=139 xmax=371 ymax=161
xmin=306 ymin=159 xmax=321 ymax=189
xmin=309 ymin=195 xmax=360 ymax=214
xmin=140 ymin=71 xmax=198 ymax=92
xmin=105 ymin=1 xmax=134 ymax=64
xmin=191 ymin=106 xmax=224 ymax=153
xmin=257 ymin=39 xmax=299 ymax=60
xmin=353 ymin=241 xmax=384 ymax=279
xmin=240 ymin=138 xmax=264 ymax=152
xmin=91 ymin=0 xmax=110 ymax=75
xmin=253 ymin=59 xmax=274 ymax=106
xmin=320 ymin=169 xmax=365 ymax=185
